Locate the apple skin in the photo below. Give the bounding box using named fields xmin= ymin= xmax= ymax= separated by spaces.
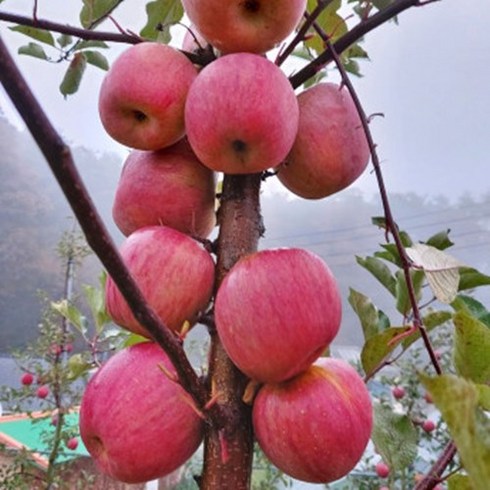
xmin=375 ymin=461 xmax=390 ymax=478
xmin=252 ymin=357 xmax=373 ymax=483
xmin=185 ymin=53 xmax=299 ymax=174
xmin=98 ymin=42 xmax=198 ymax=151
xmin=21 ymin=372 xmax=34 ymax=386
xmin=215 ymin=248 xmax=341 ymax=383
xmin=112 ymin=139 xmax=216 ymax=239
xmin=79 ymin=342 xmax=204 ymax=483
xmin=181 ymin=0 xmax=306 ymax=54
xmin=277 ymin=82 xmax=370 ymax=199
xmin=105 ymin=225 xmax=215 ymax=338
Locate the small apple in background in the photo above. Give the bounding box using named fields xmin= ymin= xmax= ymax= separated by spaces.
xmin=36 ymin=385 xmax=49 ymax=399
xmin=98 ymin=42 xmax=198 ymax=151
xmin=105 ymin=225 xmax=215 ymax=338
xmin=392 ymin=385 xmax=406 ymax=400
xmin=185 ymin=53 xmax=299 ymax=174
xmin=216 ymin=248 xmax=341 ymax=383
xmin=252 ymin=357 xmax=373 ymax=483
xmin=51 ymin=413 xmax=59 ymax=426
xmin=66 ymin=437 xmax=79 ymax=450
xmin=21 ymin=372 xmax=34 ymax=386
xmin=181 ymin=0 xmax=307 ymax=54
xmin=375 ymin=461 xmax=390 ymax=478
xmin=79 ymin=341 xmax=204 ymax=483
xmin=422 ymin=419 xmax=436 ymax=433
xmin=112 ymin=139 xmax=216 ymax=239
xmin=277 ymin=82 xmax=370 ymax=199
xmin=424 ymin=391 xmax=433 ymax=404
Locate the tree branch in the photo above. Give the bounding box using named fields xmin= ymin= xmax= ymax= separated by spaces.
xmin=290 ymin=0 xmax=441 ymax=88
xmin=0 ymin=33 xmax=211 ymax=416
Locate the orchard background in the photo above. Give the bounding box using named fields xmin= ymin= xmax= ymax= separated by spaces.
xmin=0 ymin=1 xmax=489 ymax=490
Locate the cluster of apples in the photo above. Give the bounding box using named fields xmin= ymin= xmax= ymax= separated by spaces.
xmin=79 ymin=0 xmax=373 ymax=485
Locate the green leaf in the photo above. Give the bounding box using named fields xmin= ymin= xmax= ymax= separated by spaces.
xmin=83 ymin=50 xmax=109 ymax=70
xmin=348 ymin=288 xmax=386 ymax=341
xmin=422 ymin=310 xmax=452 ymax=329
xmin=9 ymin=25 xmax=55 ymax=46
xmin=123 ymin=333 xmax=151 ymax=348
xmin=67 ymin=354 xmax=92 ymax=380
xmin=18 ymin=42 xmax=48 ymax=60
xmin=452 ymin=294 xmax=490 ymax=327
xmin=140 ymin=0 xmax=184 ymax=42
xmin=356 ymin=255 xmax=397 ymax=296
xmin=361 ymin=327 xmax=410 ymax=376
xmin=75 ymin=40 xmax=109 ymax=50
xmin=83 ymin=278 xmax=112 ymax=335
xmin=80 ymin=0 xmax=121 ymax=28
xmin=51 ymin=300 xmax=87 ymax=335
xmin=420 ymin=374 xmax=490 ymax=489
xmin=458 ymin=267 xmax=490 ymax=291
xmin=57 ymin=33 xmax=73 ymax=48
xmin=476 ymin=384 xmax=490 ymax=412
xmin=371 ymin=403 xmax=418 ymax=471
xmin=453 ymin=311 xmax=490 ymax=384
xmin=447 ymin=474 xmax=473 ymax=490
xmin=424 ymin=229 xmax=454 ymax=250
xmin=60 ymin=52 xmax=87 ymax=97
xmin=305 ymin=0 xmax=346 ymax=55
xmin=395 ymin=269 xmax=424 ymax=316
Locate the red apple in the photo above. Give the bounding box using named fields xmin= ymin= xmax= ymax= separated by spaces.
xmin=181 ymin=0 xmax=307 ymax=54
xmin=392 ymin=385 xmax=406 ymax=400
xmin=215 ymin=248 xmax=341 ymax=382
xmin=66 ymin=437 xmax=79 ymax=450
xmin=98 ymin=42 xmax=198 ymax=151
xmin=37 ymin=385 xmax=49 ymax=399
xmin=21 ymin=372 xmax=34 ymax=386
xmin=252 ymin=357 xmax=373 ymax=483
xmin=79 ymin=342 xmax=203 ymax=483
xmin=185 ymin=53 xmax=299 ymax=174
xmin=277 ymin=82 xmax=370 ymax=199
xmin=105 ymin=225 xmax=215 ymax=338
xmin=422 ymin=419 xmax=436 ymax=433
xmin=375 ymin=461 xmax=390 ymax=478
xmin=112 ymin=139 xmax=216 ymax=239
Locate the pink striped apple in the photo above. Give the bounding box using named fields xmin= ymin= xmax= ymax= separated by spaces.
xmin=215 ymin=248 xmax=341 ymax=382
xmin=278 ymin=83 xmax=370 ymax=199
xmin=252 ymin=357 xmax=373 ymax=483
xmin=181 ymin=0 xmax=307 ymax=54
xmin=105 ymin=225 xmax=215 ymax=338
xmin=79 ymin=342 xmax=204 ymax=483
xmin=98 ymin=42 xmax=198 ymax=151
xmin=112 ymin=139 xmax=216 ymax=239
xmin=185 ymin=53 xmax=299 ymax=174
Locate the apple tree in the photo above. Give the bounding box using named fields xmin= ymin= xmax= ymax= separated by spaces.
xmin=0 ymin=1 xmax=489 ymax=489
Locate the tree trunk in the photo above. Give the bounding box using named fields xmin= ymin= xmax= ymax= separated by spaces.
xmin=199 ymin=173 xmax=264 ymax=490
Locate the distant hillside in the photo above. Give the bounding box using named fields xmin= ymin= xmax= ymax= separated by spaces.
xmin=0 ymin=115 xmax=489 ymax=353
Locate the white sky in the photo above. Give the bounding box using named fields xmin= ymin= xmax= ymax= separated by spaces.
xmin=0 ymin=0 xmax=489 ymax=201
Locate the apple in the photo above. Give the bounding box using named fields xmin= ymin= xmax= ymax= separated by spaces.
xmin=252 ymin=357 xmax=373 ymax=483
xmin=98 ymin=42 xmax=198 ymax=151
xmin=392 ymin=385 xmax=406 ymax=400
xmin=21 ymin=372 xmax=34 ymax=386
xmin=185 ymin=53 xmax=299 ymax=174
xmin=375 ymin=461 xmax=390 ymax=478
xmin=215 ymin=248 xmax=341 ymax=383
xmin=181 ymin=0 xmax=307 ymax=54
xmin=422 ymin=419 xmax=436 ymax=433
xmin=66 ymin=437 xmax=79 ymax=450
xmin=79 ymin=341 xmax=204 ymax=483
xmin=105 ymin=225 xmax=215 ymax=338
xmin=112 ymin=139 xmax=216 ymax=239
xmin=37 ymin=385 xmax=49 ymax=399
xmin=277 ymin=82 xmax=370 ymax=199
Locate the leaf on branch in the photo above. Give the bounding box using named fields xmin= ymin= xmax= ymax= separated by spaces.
xmin=75 ymin=40 xmax=110 ymax=50
xmin=80 ymin=0 xmax=122 ymax=29
xmin=371 ymin=403 xmax=418 ymax=471
xmin=395 ymin=269 xmax=424 ymax=316
xmin=356 ymin=255 xmax=397 ymax=296
xmin=9 ymin=25 xmax=55 ymax=46
xmin=59 ymin=52 xmax=87 ymax=97
xmin=458 ymin=267 xmax=490 ymax=292
xmin=447 ymin=474 xmax=473 ymax=490
xmin=420 ymin=373 xmax=490 ymax=489
xmin=424 ymin=228 xmax=454 ymax=250
xmin=453 ymin=310 xmax=490 ymax=385
xmin=57 ymin=33 xmax=74 ymax=48
xmin=348 ymin=288 xmax=389 ymax=341
xmin=406 ymin=243 xmax=466 ymax=303
xmin=67 ymin=353 xmax=93 ymax=380
xmin=83 ymin=50 xmax=109 ymax=70
xmin=140 ymin=0 xmax=184 ymax=43
xmin=51 ymin=300 xmax=87 ymax=335
xmin=18 ymin=42 xmax=48 ymax=60
xmin=452 ymin=295 xmax=490 ymax=328
xmin=361 ymin=326 xmax=410 ymax=376
xmin=83 ymin=276 xmax=112 ymax=335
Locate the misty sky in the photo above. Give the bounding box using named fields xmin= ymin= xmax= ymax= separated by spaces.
xmin=0 ymin=0 xmax=489 ymax=201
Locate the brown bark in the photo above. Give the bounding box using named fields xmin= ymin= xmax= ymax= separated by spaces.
xmin=199 ymin=174 xmax=264 ymax=490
